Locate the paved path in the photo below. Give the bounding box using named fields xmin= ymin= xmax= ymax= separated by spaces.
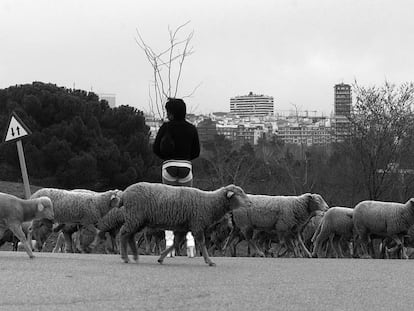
xmin=1 ymin=251 xmax=414 ymax=310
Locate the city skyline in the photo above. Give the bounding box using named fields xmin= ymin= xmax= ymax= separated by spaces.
xmin=1 ymin=1 xmax=414 ymax=116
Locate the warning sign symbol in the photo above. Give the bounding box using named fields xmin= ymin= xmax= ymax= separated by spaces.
xmin=4 ymin=111 xmax=32 ymax=143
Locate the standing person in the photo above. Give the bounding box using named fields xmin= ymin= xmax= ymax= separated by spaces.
xmin=186 ymin=231 xmax=195 ymax=258
xmin=153 ymin=98 xmax=200 ymax=187
xmin=153 ymin=98 xmax=200 ymax=256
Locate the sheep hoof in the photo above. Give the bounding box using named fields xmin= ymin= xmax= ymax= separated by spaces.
xmin=208 ymin=262 xmax=216 ymax=267
xmin=121 ymin=256 xmax=129 ymax=263
xmin=157 ymin=259 xmax=164 ymax=264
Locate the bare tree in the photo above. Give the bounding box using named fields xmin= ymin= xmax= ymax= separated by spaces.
xmin=135 ymin=21 xmax=201 ymax=120
xmin=349 ymin=81 xmax=414 ymax=200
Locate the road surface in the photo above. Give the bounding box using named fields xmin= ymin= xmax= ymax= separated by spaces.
xmin=1 ymin=251 xmax=414 ymax=310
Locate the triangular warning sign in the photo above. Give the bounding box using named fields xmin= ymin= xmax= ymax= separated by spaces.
xmin=4 ymin=112 xmax=32 ymax=143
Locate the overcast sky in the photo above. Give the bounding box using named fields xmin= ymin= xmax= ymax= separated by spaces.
xmin=1 ymin=0 xmax=413 ymax=116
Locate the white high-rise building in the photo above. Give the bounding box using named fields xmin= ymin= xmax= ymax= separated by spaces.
xmin=230 ymin=92 xmax=274 ymax=117
xmin=99 ymin=93 xmax=116 ymax=108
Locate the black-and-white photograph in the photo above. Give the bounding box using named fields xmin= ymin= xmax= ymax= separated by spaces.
xmin=1 ymin=1 xmax=414 ymax=310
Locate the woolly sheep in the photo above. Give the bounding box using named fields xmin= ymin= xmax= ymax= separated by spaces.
xmin=353 ymin=198 xmax=414 ymax=259
xmin=0 ymin=192 xmax=54 ymax=258
xmin=30 ymin=188 xmax=122 ymax=226
xmin=119 ymin=182 xmax=251 ymax=266
xmin=311 ymin=207 xmax=354 ymax=258
xmin=229 ymin=193 xmax=329 ymax=258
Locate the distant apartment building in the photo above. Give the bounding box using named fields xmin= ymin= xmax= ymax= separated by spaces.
xmin=216 ymin=124 xmax=266 ymax=148
xmin=99 ymin=93 xmax=116 ymax=108
xmin=230 ymin=92 xmax=274 ymax=117
xmin=333 ymin=83 xmax=352 ymax=141
xmin=277 ymin=123 xmax=332 ymax=146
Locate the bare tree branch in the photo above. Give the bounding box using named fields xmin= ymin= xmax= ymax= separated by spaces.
xmin=135 ymin=21 xmax=199 ymax=120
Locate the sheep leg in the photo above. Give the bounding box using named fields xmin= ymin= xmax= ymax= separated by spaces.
xmin=334 ymin=236 xmax=346 ymax=258
xmin=245 ymin=229 xmax=265 ymax=257
xmin=111 ymin=233 xmax=119 ymax=254
xmin=0 ymin=228 xmax=5 ymax=245
xmin=312 ymin=230 xmax=328 ymax=258
xmin=157 ymin=231 xmax=185 ymax=264
xmin=9 ymin=223 xmax=34 ymax=259
xmin=229 ymin=235 xmax=242 ymax=257
xmin=127 ymin=233 xmax=138 ymax=261
xmin=290 ymin=238 xmax=302 ymax=257
xmin=143 ymin=230 xmax=151 ymax=255
xmin=222 ymin=228 xmax=240 ymax=257
xmin=52 ymin=232 xmax=65 ymax=253
xmin=120 ymin=225 xmax=134 ymax=263
xmin=357 ymin=231 xmax=372 ymax=259
xmin=26 ymin=227 xmax=34 ymax=251
xmin=62 ymin=232 xmax=74 ymax=253
xmin=222 ymin=228 xmax=237 ymax=254
xmin=296 ymin=232 xmax=312 ymax=258
xmin=193 ymin=231 xmax=215 ymax=266
xmin=390 ymin=235 xmax=408 ymax=259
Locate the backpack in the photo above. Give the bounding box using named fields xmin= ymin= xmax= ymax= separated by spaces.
xmin=160 ymin=123 xmax=175 ymax=157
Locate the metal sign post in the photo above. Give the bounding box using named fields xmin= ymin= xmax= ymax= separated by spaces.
xmin=16 ymin=140 xmax=31 ymax=199
xmin=3 ymin=111 xmax=32 ymax=199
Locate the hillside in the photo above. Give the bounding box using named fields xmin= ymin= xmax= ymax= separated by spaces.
xmin=0 ymin=180 xmax=43 ymax=198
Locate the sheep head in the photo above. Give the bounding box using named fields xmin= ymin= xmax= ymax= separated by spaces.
xmin=36 ymin=197 xmax=54 ymax=220
xmin=307 ymin=193 xmax=329 ymax=213
xmin=223 ymin=184 xmax=251 ymax=212
xmin=109 ymin=190 xmax=123 ymax=209
xmin=31 ymin=218 xmax=53 ymax=251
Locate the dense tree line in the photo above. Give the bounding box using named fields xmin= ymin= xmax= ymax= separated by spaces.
xmin=0 ymin=82 xmax=156 ymax=190
xmin=0 ymin=81 xmax=413 ymax=208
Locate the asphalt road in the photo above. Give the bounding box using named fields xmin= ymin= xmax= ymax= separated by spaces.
xmin=1 ymin=251 xmax=414 ymax=311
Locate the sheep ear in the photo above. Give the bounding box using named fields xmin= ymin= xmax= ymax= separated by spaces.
xmin=226 ymin=191 xmax=235 ymax=199
xmin=110 ymin=195 xmax=120 ymax=208
xmin=37 ymin=202 xmax=44 ymax=212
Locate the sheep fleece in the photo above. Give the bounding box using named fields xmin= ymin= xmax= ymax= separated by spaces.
xmin=31 ymin=188 xmax=120 ymax=224
xmin=121 ymin=182 xmax=239 ymax=233
xmin=234 ymin=193 xmax=325 ymax=232
xmin=354 ymin=200 xmax=414 ymax=235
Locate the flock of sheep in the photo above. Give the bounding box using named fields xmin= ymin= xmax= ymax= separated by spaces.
xmin=1 ymin=181 xmax=414 ymax=265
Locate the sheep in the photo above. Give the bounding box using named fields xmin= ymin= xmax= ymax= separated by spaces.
xmin=119 ymin=182 xmax=251 ymax=266
xmin=0 ymin=192 xmax=54 ymax=258
xmin=311 ymin=207 xmax=354 ymax=258
xmin=29 ymin=188 xmax=122 ymax=253
xmin=228 ymin=193 xmax=329 ymax=258
xmin=353 ymin=198 xmax=414 ymax=259
xmin=30 ymin=188 xmax=122 ymax=226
